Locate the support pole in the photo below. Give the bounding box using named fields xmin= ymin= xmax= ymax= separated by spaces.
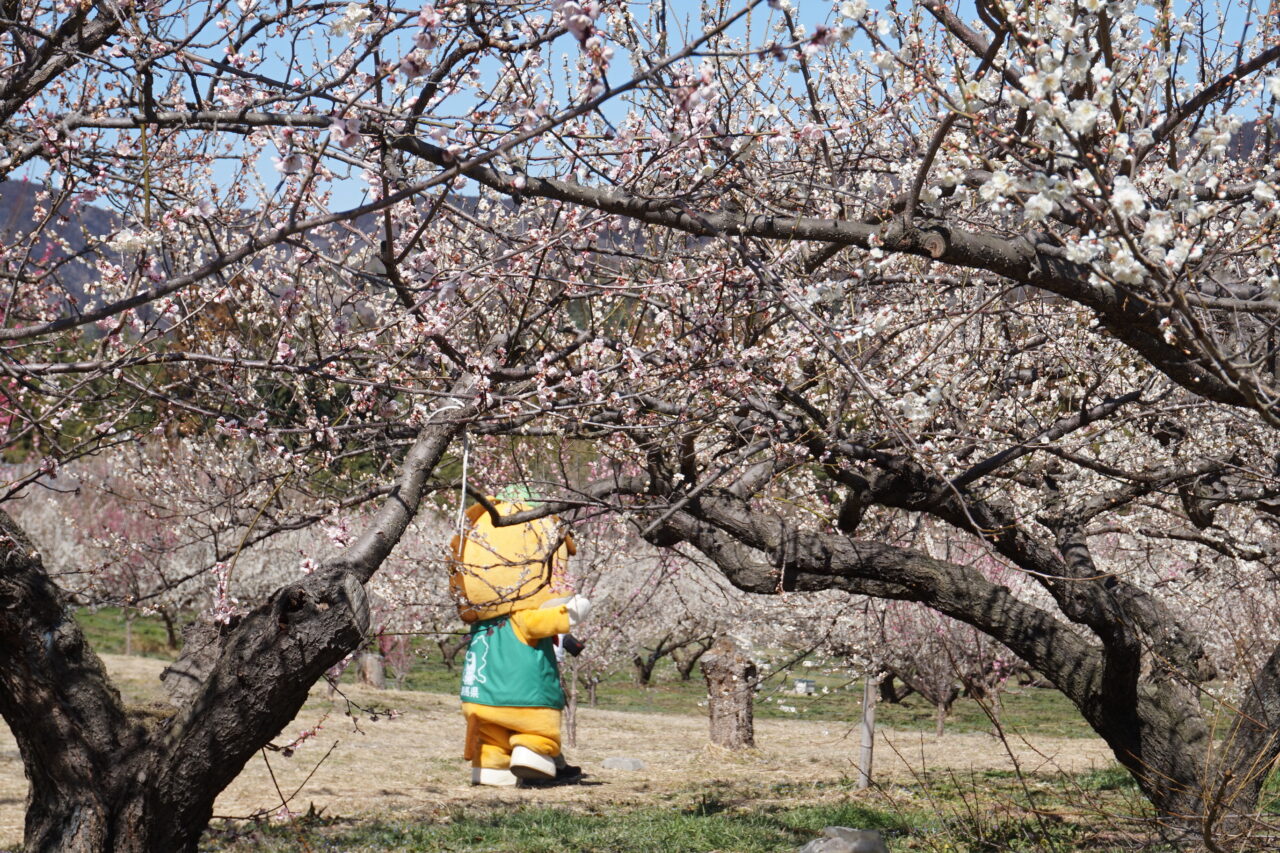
xmin=857 ymin=675 xmax=877 ymax=790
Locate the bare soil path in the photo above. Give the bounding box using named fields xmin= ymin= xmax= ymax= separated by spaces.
xmin=0 ymin=655 xmax=1115 ymax=848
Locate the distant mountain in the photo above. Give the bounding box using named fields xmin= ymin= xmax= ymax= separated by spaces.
xmin=0 ymin=180 xmax=118 ymax=312
xmin=1229 ymin=118 xmax=1280 ymax=160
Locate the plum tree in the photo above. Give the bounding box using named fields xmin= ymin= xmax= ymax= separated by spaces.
xmin=2 ymin=0 xmax=1280 ymax=849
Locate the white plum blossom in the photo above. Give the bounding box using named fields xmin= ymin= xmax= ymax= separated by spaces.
xmin=331 ymin=2 xmax=371 ymax=36
xmin=1253 ymin=182 xmax=1277 ymax=204
xmin=399 ymin=53 xmax=428 ymax=79
xmin=106 ymin=228 xmax=161 ymax=254
xmin=1163 ymin=239 xmax=1194 ymax=270
xmin=1065 ymin=234 xmax=1102 ymax=263
xmin=840 ymin=0 xmax=867 ymax=20
xmin=1023 ymin=193 xmax=1055 ymax=222
xmin=900 ymin=389 xmax=941 ymax=425
xmin=556 ymin=0 xmax=599 ymax=44
xmin=273 ymin=150 xmax=304 ymax=174
xmin=417 ymin=4 xmax=441 ymax=29
xmin=797 ymin=123 xmax=824 ymax=143
xmin=960 ymin=79 xmax=986 ymax=101
xmin=1110 ymin=176 xmax=1146 ymax=217
xmin=1065 ymin=100 xmax=1099 ymax=134
xmin=1142 ymin=210 xmax=1174 ymax=246
xmin=979 ymin=170 xmax=1016 ymax=201
xmin=1109 ymin=247 xmax=1146 ymax=284
xmin=417 ymin=4 xmax=448 ymax=48
xmin=1043 ymin=177 xmax=1072 ymax=202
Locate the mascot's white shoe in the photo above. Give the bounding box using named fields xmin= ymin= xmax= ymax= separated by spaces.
xmin=509 ymin=745 xmax=556 ymax=780
xmin=471 ymin=767 xmax=520 ymax=787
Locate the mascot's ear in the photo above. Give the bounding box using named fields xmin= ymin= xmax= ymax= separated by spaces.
xmin=565 ymin=534 xmax=577 ymax=556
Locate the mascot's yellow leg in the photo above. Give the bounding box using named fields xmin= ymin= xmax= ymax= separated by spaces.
xmin=462 ymin=703 xmax=562 ymax=768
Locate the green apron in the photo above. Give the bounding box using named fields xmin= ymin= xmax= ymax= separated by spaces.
xmin=459 ymin=616 xmax=565 ymax=709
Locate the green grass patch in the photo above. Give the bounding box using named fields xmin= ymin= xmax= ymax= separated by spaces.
xmin=74 ymin=606 xmax=181 ymax=659
xmin=1073 ymin=766 xmax=1139 ymax=793
xmin=202 ymin=769 xmax=1172 ymax=852
xmin=397 ymin=649 xmax=468 ymax=693
xmin=1260 ymin=765 xmax=1280 ymax=813
xmin=203 ymin=797 xmax=913 ymax=852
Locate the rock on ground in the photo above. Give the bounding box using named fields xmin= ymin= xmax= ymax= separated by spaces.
xmin=797 ymin=826 xmax=890 ymax=853
xmin=600 ymin=756 xmax=646 ymax=771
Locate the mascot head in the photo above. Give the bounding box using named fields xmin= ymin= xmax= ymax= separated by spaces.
xmin=449 ymin=488 xmax=576 ymax=623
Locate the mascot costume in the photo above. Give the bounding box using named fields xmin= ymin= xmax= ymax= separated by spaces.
xmin=450 ymin=487 xmax=590 ymax=786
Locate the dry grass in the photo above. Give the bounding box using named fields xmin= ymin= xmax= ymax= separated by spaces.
xmin=0 ymin=655 xmax=1115 ymax=848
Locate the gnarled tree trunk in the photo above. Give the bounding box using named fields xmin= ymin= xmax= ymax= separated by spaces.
xmin=1 ymin=514 xmax=369 ymax=852
xmin=437 ymin=635 xmax=468 ymax=671
xmin=0 ymin=413 xmax=465 ymax=851
xmin=642 ymin=487 xmax=1280 ymax=844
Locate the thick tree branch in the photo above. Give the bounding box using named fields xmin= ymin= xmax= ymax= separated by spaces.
xmin=339 ymin=392 xmax=477 ymax=582
xmin=645 ymin=499 xmax=1101 ymax=703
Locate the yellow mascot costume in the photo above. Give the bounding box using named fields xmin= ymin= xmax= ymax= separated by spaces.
xmin=451 ymin=486 xmax=590 ymax=786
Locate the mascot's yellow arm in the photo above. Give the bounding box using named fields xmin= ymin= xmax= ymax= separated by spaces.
xmin=510 ymin=605 xmax=571 ymax=645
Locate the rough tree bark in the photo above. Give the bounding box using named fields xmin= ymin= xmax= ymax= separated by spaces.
xmin=0 ymin=515 xmax=368 ymax=852
xmin=0 ymin=411 xmax=466 ymax=852
xmin=700 ymin=636 xmax=756 ymax=750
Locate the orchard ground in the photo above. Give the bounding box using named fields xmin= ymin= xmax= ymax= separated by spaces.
xmin=0 ymin=611 xmax=1242 ymax=851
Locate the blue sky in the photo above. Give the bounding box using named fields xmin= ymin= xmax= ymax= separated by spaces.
xmin=15 ymin=0 xmax=1268 ymax=215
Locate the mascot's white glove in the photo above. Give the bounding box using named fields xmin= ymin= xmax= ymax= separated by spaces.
xmin=565 ymin=594 xmax=593 ymax=628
